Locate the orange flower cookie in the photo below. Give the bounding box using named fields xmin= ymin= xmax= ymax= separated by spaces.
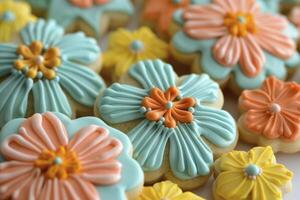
xmin=238 ymin=76 xmax=300 ymax=153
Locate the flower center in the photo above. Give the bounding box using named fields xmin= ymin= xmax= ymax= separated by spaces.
xmin=244 ymin=164 xmax=261 ymax=179
xmin=224 ymin=12 xmax=256 ymax=37
xmin=34 ymin=146 xmax=81 ymax=179
xmin=270 ymin=103 xmax=281 ymax=113
xmin=1 ymin=10 xmax=15 ymax=22
xmin=130 ymin=40 xmax=144 ymax=53
xmin=14 ymin=41 xmax=61 ymax=80
xmin=142 ymin=87 xmax=196 ymax=128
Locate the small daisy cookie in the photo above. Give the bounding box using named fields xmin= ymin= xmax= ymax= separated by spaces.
xmin=170 ymin=0 xmax=300 ymax=94
xmin=0 ymin=19 xmax=104 ymax=127
xmin=0 ymin=0 xmax=35 ymax=42
xmin=0 ymin=112 xmax=144 ymax=200
xmin=213 ymin=146 xmax=293 ymax=200
xmin=137 ymin=181 xmax=204 ymax=200
xmin=238 ymin=76 xmax=300 ymax=153
xmin=103 ymin=27 xmax=169 ymax=81
xmin=47 ymin=0 xmax=134 ymax=38
xmin=96 ymin=59 xmax=237 ymax=190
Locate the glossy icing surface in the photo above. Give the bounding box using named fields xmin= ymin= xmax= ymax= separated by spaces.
xmin=239 ymin=76 xmax=300 ymax=141
xmin=103 ymin=27 xmax=168 ymax=79
xmin=0 ymin=112 xmax=143 ymax=200
xmin=0 ymin=0 xmax=35 ymax=42
xmin=171 ymin=0 xmax=300 ymax=89
xmin=214 ymin=146 xmax=293 ymax=200
xmin=0 ymin=19 xmax=105 ymax=127
xmin=98 ymin=59 xmax=237 ymax=180
xmin=48 ymin=0 xmax=134 ymax=36
xmin=137 ymin=181 xmax=204 ymax=200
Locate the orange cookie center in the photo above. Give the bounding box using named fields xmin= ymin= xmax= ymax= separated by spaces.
xmin=224 ymin=12 xmax=256 ymax=37
xmin=34 ymin=146 xmax=81 ymax=179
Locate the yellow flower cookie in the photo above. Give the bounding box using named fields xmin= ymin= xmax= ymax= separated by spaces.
xmin=103 ymin=27 xmax=168 ymax=80
xmin=213 ymin=146 xmax=293 ymax=200
xmin=137 ymin=181 xmax=204 ymax=200
xmin=0 ymin=0 xmax=35 ymax=42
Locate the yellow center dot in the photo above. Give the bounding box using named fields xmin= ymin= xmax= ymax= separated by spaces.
xmin=224 ymin=12 xmax=256 ymax=37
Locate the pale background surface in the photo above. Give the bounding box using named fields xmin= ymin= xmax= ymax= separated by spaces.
xmin=99 ymin=2 xmax=300 ymax=199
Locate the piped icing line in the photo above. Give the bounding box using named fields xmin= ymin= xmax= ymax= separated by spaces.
xmin=239 ymin=76 xmax=300 ymax=141
xmin=103 ymin=27 xmax=168 ymax=79
xmin=137 ymin=181 xmax=205 ymax=200
xmin=48 ymin=0 xmax=134 ymax=36
xmin=0 ymin=0 xmax=36 ymax=42
xmin=171 ymin=0 xmax=300 ymax=89
xmin=214 ymin=146 xmax=293 ymax=200
xmin=99 ymin=59 xmax=237 ymax=180
xmin=0 ymin=112 xmax=144 ymax=200
xmin=0 ymin=19 xmax=105 ymax=127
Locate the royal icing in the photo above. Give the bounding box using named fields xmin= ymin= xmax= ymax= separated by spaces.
xmin=214 ymin=146 xmax=293 ymax=200
xmin=171 ymin=0 xmax=300 ymax=89
xmin=98 ymin=59 xmax=237 ymax=180
xmin=48 ymin=0 xmax=134 ymax=37
xmin=0 ymin=112 xmax=143 ymax=200
xmin=103 ymin=27 xmax=168 ymax=79
xmin=239 ymin=76 xmax=300 ymax=141
xmin=142 ymin=0 xmax=190 ymax=36
xmin=0 ymin=0 xmax=35 ymax=42
xmin=69 ymin=0 xmax=109 ymax=8
xmin=137 ymin=181 xmax=204 ymax=200
xmin=0 ymin=19 xmax=105 ymax=127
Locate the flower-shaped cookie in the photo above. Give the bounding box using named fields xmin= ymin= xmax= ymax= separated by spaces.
xmin=214 ymin=146 xmax=293 ymax=200
xmin=48 ymin=0 xmax=133 ymax=37
xmin=171 ymin=0 xmax=300 ymax=90
xmin=0 ymin=19 xmax=104 ymax=127
xmin=137 ymin=181 xmax=204 ymax=200
xmin=238 ymin=76 xmax=300 ymax=153
xmin=142 ymin=0 xmax=191 ymax=37
xmin=97 ymin=59 xmax=237 ymax=187
xmin=103 ymin=27 xmax=168 ymax=80
xmin=0 ymin=112 xmax=143 ymax=200
xmin=0 ymin=0 xmax=35 ymax=42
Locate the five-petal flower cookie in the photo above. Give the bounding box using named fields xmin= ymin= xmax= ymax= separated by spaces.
xmin=0 ymin=0 xmax=35 ymax=42
xmin=213 ymin=146 xmax=293 ymax=200
xmin=171 ymin=0 xmax=300 ymax=91
xmin=0 ymin=112 xmax=143 ymax=200
xmin=137 ymin=181 xmax=204 ymax=200
xmin=48 ymin=0 xmax=133 ymax=37
xmin=97 ymin=59 xmax=237 ymax=189
xmin=238 ymin=76 xmax=300 ymax=153
xmin=103 ymin=27 xmax=168 ymax=80
xmin=0 ymin=19 xmax=105 ymax=127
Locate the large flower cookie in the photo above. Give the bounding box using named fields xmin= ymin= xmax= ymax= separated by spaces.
xmin=238 ymin=76 xmax=300 ymax=153
xmin=0 ymin=112 xmax=143 ymax=200
xmin=0 ymin=19 xmax=104 ymax=127
xmin=171 ymin=0 xmax=300 ymax=92
xmin=103 ymin=27 xmax=168 ymax=80
xmin=48 ymin=0 xmax=134 ymax=37
xmin=0 ymin=0 xmax=35 ymax=42
xmin=96 ymin=59 xmax=237 ymax=189
xmin=213 ymin=146 xmax=293 ymax=200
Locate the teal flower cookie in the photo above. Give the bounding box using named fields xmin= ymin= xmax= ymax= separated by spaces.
xmin=48 ymin=0 xmax=134 ymax=37
xmin=97 ymin=59 xmax=237 ymax=188
xmin=0 ymin=112 xmax=143 ymax=200
xmin=0 ymin=19 xmax=105 ymax=127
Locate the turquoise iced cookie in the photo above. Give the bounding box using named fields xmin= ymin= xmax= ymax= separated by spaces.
xmin=97 ymin=59 xmax=237 ymax=184
xmin=0 ymin=19 xmax=105 ymax=127
xmin=171 ymin=0 xmax=300 ymax=91
xmin=0 ymin=112 xmax=143 ymax=200
xmin=48 ymin=0 xmax=134 ymax=37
